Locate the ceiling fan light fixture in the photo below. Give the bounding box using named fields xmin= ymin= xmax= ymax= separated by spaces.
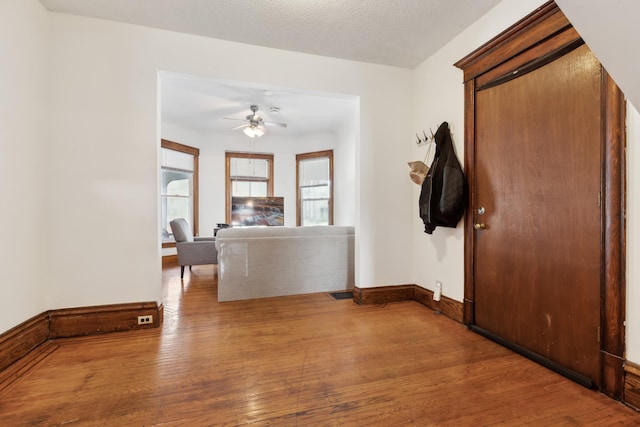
xmin=243 ymin=124 xmax=267 ymax=138
xmin=243 ymin=126 xmax=257 ymax=138
xmin=254 ymin=127 xmax=266 ymax=138
xmin=226 ymin=105 xmax=283 ymax=138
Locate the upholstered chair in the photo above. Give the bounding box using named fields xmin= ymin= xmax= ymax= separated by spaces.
xmin=169 ymin=218 xmax=218 ymax=279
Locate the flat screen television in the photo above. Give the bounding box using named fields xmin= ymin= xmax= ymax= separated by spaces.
xmin=231 ymin=196 xmax=284 ymax=226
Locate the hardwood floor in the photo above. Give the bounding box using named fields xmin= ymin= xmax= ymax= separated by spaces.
xmin=1 ymin=265 xmax=639 ymax=426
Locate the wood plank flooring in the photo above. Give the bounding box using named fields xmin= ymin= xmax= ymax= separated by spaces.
xmin=1 ymin=264 xmax=639 ymax=426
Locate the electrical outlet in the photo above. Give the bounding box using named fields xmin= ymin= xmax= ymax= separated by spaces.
xmin=137 ymin=315 xmax=153 ymax=325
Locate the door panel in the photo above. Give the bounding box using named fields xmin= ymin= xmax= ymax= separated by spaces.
xmin=474 ymin=45 xmax=602 ymax=382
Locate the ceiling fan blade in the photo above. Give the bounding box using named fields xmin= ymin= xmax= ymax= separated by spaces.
xmin=263 ymin=121 xmax=288 ymax=128
xmin=223 ymin=117 xmax=248 ymax=122
xmin=231 ymin=123 xmax=250 ymax=130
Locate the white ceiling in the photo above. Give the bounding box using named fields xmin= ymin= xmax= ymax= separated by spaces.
xmin=159 ymin=72 xmax=358 ymax=136
xmin=39 ymin=0 xmax=502 ymax=136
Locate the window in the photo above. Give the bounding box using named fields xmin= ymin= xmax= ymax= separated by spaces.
xmin=225 ymin=152 xmax=274 ymax=223
xmin=296 ymin=150 xmax=333 ymax=226
xmin=161 ymin=140 xmax=199 ymax=245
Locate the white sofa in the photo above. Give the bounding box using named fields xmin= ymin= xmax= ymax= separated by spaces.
xmin=215 ymin=226 xmax=355 ymax=302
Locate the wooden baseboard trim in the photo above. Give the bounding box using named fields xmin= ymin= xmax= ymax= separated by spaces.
xmin=414 ymin=286 xmax=464 ymax=323
xmin=624 ymin=361 xmax=640 ymax=410
xmin=353 ymin=284 xmax=464 ymax=323
xmin=0 ymin=340 xmax=59 ymax=393
xmin=162 ymin=254 xmax=178 ymax=268
xmin=49 ymin=302 xmax=163 ymax=338
xmin=0 ymin=301 xmax=163 ymax=373
xmin=0 ymin=313 xmax=50 ymax=373
xmin=353 ymin=284 xmax=415 ymax=305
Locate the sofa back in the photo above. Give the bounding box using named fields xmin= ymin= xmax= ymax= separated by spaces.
xmin=215 ymin=226 xmax=355 ymax=301
xmin=215 ymin=225 xmax=354 ymax=240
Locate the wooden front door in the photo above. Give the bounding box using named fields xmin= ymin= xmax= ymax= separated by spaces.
xmin=455 ymin=2 xmax=626 ymax=397
xmin=474 ymin=44 xmax=602 ymax=384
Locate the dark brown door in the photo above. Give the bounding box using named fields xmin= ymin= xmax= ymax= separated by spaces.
xmin=473 ymin=44 xmax=602 ymax=383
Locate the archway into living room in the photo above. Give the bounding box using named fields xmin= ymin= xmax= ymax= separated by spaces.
xmin=158 ymin=71 xmax=359 ymax=304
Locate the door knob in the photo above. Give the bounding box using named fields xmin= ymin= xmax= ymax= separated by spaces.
xmin=474 ymin=223 xmax=486 ymax=230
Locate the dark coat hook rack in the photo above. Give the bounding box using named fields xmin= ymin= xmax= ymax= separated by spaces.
xmin=416 ymin=123 xmax=453 ymax=146
xmin=416 ymin=127 xmax=436 ymax=146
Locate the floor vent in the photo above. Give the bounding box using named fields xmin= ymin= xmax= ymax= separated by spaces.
xmin=329 ymin=291 xmax=353 ymax=300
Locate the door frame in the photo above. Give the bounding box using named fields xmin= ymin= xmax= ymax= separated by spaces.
xmin=454 ymin=1 xmax=626 ymax=399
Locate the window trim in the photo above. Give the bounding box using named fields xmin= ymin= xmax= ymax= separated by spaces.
xmin=225 ymin=151 xmax=274 ymax=224
xmin=161 ymin=139 xmax=199 ymax=248
xmin=296 ymin=149 xmax=334 ymax=226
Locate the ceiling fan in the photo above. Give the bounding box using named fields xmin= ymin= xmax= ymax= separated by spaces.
xmin=224 ymin=105 xmax=287 ymax=138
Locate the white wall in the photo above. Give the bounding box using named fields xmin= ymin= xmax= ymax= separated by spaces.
xmin=334 ymin=104 xmax=358 ymax=226
xmin=0 ymin=0 xmax=49 ymax=333
xmin=44 ymin=10 xmax=413 ymax=315
xmin=410 ymin=0 xmax=548 ymax=302
xmin=555 ymin=0 xmax=640 ymax=115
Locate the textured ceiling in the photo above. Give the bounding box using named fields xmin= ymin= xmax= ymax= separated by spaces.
xmin=39 ymin=0 xmax=502 ymax=69
xmin=38 ymin=0 xmax=502 ymax=135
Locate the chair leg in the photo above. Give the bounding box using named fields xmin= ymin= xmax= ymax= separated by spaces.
xmin=180 ymin=266 xmax=185 ymax=279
